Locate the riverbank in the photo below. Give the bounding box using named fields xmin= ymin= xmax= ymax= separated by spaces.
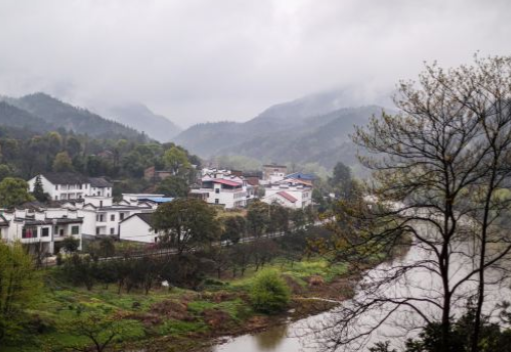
xmin=118 ymin=259 xmax=374 ymax=352
xmin=6 ymin=257 xmax=368 ymax=352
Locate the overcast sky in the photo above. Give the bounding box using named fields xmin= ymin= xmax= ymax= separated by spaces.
xmin=0 ymin=0 xmax=510 ymax=127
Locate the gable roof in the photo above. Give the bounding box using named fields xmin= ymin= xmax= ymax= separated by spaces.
xmin=276 ymin=191 xmax=298 ymax=203
xmin=41 ymin=172 xmax=90 ymax=185
xmin=121 ymin=212 xmax=154 ymax=227
xmin=89 ymin=177 xmax=113 ymax=188
xmin=138 ymin=197 xmax=174 ymax=204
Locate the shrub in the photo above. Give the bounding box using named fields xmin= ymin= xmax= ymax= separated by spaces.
xmin=250 ymin=269 xmax=290 ymax=314
xmin=62 ymin=236 xmax=80 ymax=253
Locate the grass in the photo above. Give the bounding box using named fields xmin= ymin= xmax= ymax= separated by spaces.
xmin=7 ymin=256 xmax=351 ymax=351
xmin=229 ymin=258 xmax=348 ymax=290
xmin=158 ymin=320 xmax=209 ymax=336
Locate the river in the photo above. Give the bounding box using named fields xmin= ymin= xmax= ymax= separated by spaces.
xmin=212 ymin=235 xmax=511 ymax=352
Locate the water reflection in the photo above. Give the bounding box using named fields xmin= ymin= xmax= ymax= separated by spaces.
xmin=255 ymin=324 xmax=289 ymax=350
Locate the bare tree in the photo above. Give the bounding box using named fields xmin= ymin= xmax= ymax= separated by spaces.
xmin=316 ymin=55 xmax=511 ymax=352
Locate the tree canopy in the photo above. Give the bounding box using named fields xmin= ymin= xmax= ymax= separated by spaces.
xmin=152 ymin=198 xmax=220 ymax=255
xmin=0 ymin=177 xmax=34 ymax=208
xmin=317 ymin=55 xmax=511 ymax=352
xmin=0 ymin=241 xmax=42 ymax=343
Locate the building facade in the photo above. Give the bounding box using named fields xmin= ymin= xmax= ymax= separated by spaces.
xmin=0 ymin=208 xmax=83 ymax=254
xmin=28 ymin=173 xmax=113 ymax=201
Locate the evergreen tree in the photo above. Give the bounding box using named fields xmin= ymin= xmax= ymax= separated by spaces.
xmin=32 ymin=175 xmax=49 ymax=202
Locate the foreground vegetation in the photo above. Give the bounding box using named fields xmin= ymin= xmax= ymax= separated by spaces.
xmin=4 ymin=246 xmax=361 ymax=352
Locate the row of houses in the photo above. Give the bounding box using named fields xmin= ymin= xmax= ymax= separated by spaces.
xmin=0 ymin=173 xmax=166 ymax=253
xmin=1 ymin=164 xmax=315 ymax=253
xmin=190 ymin=165 xmax=314 ymax=210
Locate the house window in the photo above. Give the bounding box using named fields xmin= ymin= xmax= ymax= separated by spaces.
xmin=22 ymin=227 xmax=38 ymax=239
xmin=100 ymin=201 xmax=103 ymax=207
xmin=96 ymin=227 xmax=101 ymax=235
xmin=71 ymin=226 xmax=79 ymax=235
xmin=215 ymin=199 xmax=219 ymax=204
xmin=110 ymin=214 xmax=115 ymax=221
xmin=55 ymin=185 xmax=59 ymax=190
xmin=42 ymin=228 xmax=50 ymax=237
xmin=120 ymin=213 xmax=125 ymax=221
xmin=110 ymin=228 xmax=115 ymax=235
xmin=96 ymin=214 xmax=105 ymax=222
xmin=215 ymin=188 xmax=220 ymax=194
xmin=54 ymin=195 xmax=58 ymax=200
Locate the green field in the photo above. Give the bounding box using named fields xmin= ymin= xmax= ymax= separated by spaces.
xmin=5 ymin=257 xmax=350 ymax=352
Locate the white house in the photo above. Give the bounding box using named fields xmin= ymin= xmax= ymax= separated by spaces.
xmin=0 ymin=208 xmax=83 ymax=254
xmin=200 ymin=178 xmax=247 ymax=208
xmin=194 ymin=168 xmax=259 ymax=209
xmin=28 ymin=173 xmax=113 ymax=201
xmin=262 ymin=178 xmax=313 ymax=209
xmin=119 ymin=213 xmax=163 ymax=243
xmin=63 ymin=196 xmax=157 ymax=237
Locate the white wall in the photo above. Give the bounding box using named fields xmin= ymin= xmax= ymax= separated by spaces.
xmin=200 ymin=183 xmax=247 ymax=209
xmin=120 ymin=216 xmax=159 ymax=243
xmin=28 ymin=175 xmax=91 ymax=200
xmin=264 ymin=186 xmax=312 ymax=209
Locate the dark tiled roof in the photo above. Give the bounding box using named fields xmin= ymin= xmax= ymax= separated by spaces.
xmin=42 ymin=172 xmax=90 ymax=185
xmin=122 ymin=212 xmax=154 ymax=227
xmin=89 ymin=177 xmax=113 ymax=188
xmin=15 ymin=217 xmax=83 ymax=225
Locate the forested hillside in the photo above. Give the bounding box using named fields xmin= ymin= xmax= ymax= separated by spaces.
xmin=0 ymin=124 xmax=200 ymax=196
xmin=0 ymin=102 xmax=53 ymax=132
xmin=174 ymin=103 xmax=384 ymax=171
xmin=0 ymin=93 xmax=147 ymax=140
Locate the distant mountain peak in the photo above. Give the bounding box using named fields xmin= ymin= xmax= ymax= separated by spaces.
xmin=99 ymin=103 xmax=182 ymax=142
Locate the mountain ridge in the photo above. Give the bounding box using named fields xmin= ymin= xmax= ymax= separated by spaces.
xmin=173 ymin=88 xmax=386 ymax=171
xmin=0 ymin=93 xmax=148 ymax=140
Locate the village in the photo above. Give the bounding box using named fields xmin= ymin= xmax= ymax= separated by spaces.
xmin=0 ymin=164 xmax=315 ymax=256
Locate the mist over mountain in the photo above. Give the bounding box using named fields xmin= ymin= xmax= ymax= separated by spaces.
xmin=98 ymin=103 xmax=182 ymax=142
xmin=0 ymin=101 xmax=54 ymax=132
xmin=173 ymin=90 xmax=388 ymax=171
xmin=0 ymin=93 xmax=146 ymax=140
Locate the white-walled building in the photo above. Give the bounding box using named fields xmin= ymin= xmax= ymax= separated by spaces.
xmin=0 ymin=208 xmax=83 ymax=254
xmin=119 ymin=213 xmax=163 ymax=243
xmin=28 ymin=173 xmax=113 ymax=201
xmin=194 ymin=168 xmax=262 ymax=209
xmin=200 ymin=177 xmax=247 ymax=208
xmin=63 ymin=195 xmax=157 ymax=237
xmin=262 ymin=178 xmax=313 ymax=209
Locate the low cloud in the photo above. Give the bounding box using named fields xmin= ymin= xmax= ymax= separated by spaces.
xmin=0 ymin=0 xmax=509 ymax=126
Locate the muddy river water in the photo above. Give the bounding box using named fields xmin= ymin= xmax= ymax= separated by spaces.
xmin=213 ymin=238 xmax=511 ymax=352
